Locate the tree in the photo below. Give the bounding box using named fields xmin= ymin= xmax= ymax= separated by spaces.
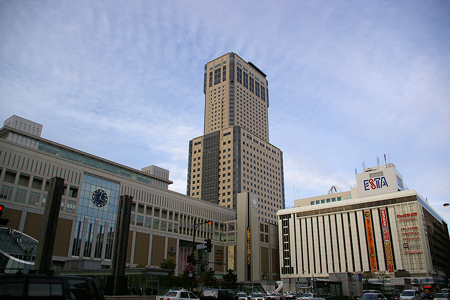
xmin=221 ymin=269 xmax=238 ymax=290
xmin=199 ymin=268 xmax=220 ymax=288
xmin=177 ymin=267 xmax=198 ymax=291
xmin=160 ymin=259 xmax=177 ymax=290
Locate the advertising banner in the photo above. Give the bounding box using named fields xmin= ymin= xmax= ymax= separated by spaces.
xmin=380 ymin=208 xmax=394 ymax=272
xmin=364 ymin=210 xmax=377 ymax=272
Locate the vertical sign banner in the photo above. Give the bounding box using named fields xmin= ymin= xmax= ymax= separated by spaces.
xmin=380 ymin=208 xmax=394 ymax=272
xmin=364 ymin=210 xmax=378 ymax=272
xmin=227 ymin=246 xmax=235 ymax=270
xmin=247 ymin=226 xmax=251 ymax=265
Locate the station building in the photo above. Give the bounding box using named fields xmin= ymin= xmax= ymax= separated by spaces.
xmin=278 ymin=163 xmax=450 ymax=293
xmin=0 ymin=115 xmax=279 ymax=288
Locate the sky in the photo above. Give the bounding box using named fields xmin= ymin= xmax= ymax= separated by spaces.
xmin=1 ymin=1 xmax=449 ymax=223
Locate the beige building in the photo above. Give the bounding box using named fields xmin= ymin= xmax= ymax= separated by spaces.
xmin=278 ymin=164 xmax=450 ymax=293
xmin=0 ymin=115 xmax=279 ymax=285
xmin=188 ymin=53 xmax=284 ymax=225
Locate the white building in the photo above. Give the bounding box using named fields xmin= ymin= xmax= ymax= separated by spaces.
xmin=278 ymin=163 xmax=450 ymax=293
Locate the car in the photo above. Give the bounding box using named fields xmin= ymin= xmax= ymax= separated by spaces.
xmin=250 ymin=292 xmax=266 ymax=300
xmin=361 ymin=293 xmax=388 ymax=300
xmin=364 ymin=291 xmax=382 ymax=294
xmin=0 ymin=272 xmax=104 ymax=300
xmin=238 ymin=293 xmax=249 ymax=300
xmin=200 ymin=289 xmax=238 ymax=300
xmin=158 ymin=290 xmax=199 ymax=300
xmin=400 ymin=290 xmax=422 ymax=300
xmin=300 ymin=293 xmax=318 ymax=300
xmin=392 ymin=293 xmax=401 ymax=300
xmin=266 ymin=293 xmax=282 ymax=300
xmin=285 ymin=292 xmax=297 ymax=300
xmin=433 ymin=293 xmax=450 ymax=300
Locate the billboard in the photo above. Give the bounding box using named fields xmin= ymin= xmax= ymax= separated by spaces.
xmin=364 ymin=210 xmax=378 ymax=272
xmin=357 ymin=164 xmax=404 ymax=197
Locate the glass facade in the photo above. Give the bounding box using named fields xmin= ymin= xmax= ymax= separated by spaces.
xmin=71 ymin=173 xmax=120 ymax=261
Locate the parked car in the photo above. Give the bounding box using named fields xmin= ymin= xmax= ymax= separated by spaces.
xmin=364 ymin=291 xmax=382 ymax=294
xmin=400 ymin=290 xmax=422 ymax=300
xmin=285 ymin=292 xmax=296 ymax=300
xmin=361 ymin=293 xmax=388 ymax=300
xmin=157 ymin=290 xmax=199 ymax=300
xmin=250 ymin=292 xmax=266 ymax=300
xmin=391 ymin=293 xmax=401 ymax=300
xmin=433 ymin=293 xmax=450 ymax=300
xmin=0 ymin=272 xmax=104 ymax=300
xmin=238 ymin=293 xmax=248 ymax=300
xmin=300 ymin=293 xmax=318 ymax=300
xmin=266 ymin=293 xmax=282 ymax=300
xmin=200 ymin=289 xmax=238 ymax=300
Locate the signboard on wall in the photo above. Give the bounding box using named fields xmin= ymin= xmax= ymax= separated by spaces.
xmin=356 ymin=165 xmax=404 ymax=197
xmin=364 ymin=210 xmax=378 ymax=272
xmin=380 ymin=208 xmax=394 ymax=272
xmin=228 ymin=246 xmax=235 ymax=270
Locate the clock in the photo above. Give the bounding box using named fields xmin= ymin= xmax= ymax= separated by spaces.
xmin=92 ymin=189 xmax=108 ymax=207
xmin=252 ymin=198 xmax=257 ymax=207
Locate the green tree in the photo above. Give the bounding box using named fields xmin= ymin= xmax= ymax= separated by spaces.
xmin=160 ymin=259 xmax=177 ymax=290
xmin=177 ymin=267 xmax=198 ymax=291
xmin=199 ymin=268 xmax=220 ymax=288
xmin=221 ymin=269 xmax=237 ymax=290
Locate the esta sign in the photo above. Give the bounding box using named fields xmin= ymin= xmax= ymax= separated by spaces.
xmin=364 ymin=177 xmax=389 ymax=191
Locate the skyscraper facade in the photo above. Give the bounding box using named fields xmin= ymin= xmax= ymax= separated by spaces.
xmin=187 ymin=53 xmax=284 ymax=224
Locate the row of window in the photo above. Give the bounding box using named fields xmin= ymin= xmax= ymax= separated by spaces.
xmin=1 ymin=184 xmax=77 ymax=213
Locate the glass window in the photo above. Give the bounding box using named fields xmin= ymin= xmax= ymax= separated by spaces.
xmin=136 ymin=215 xmax=144 ymax=227
xmin=161 ymin=220 xmax=167 ymax=231
xmin=145 ymin=217 xmax=152 ymax=228
xmin=153 ymin=219 xmax=160 ymax=230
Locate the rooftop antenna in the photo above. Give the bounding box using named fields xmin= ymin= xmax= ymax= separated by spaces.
xmin=377 ymin=156 xmax=379 ymax=167
xmin=384 ymin=154 xmax=387 ymax=165
xmin=355 ymin=168 xmax=357 ymax=175
xmin=362 ymin=161 xmax=365 ymax=169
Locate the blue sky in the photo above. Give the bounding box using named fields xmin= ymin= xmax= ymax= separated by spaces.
xmin=1 ymin=1 xmax=449 ymax=222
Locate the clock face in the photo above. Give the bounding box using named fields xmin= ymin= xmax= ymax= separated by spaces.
xmin=92 ymin=189 xmax=108 ymax=207
xmin=252 ymin=198 xmax=257 ymax=206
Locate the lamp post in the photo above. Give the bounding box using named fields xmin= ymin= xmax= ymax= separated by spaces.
xmin=191 ymin=219 xmax=212 ymax=291
xmin=444 ymin=203 xmax=449 ymax=207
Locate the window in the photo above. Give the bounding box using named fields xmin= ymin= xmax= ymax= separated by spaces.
xmin=66 ymin=200 xmax=76 ymax=213
xmin=209 ymin=71 xmax=213 ymax=87
xmin=237 ymin=67 xmax=242 ymax=84
xmin=222 ymin=65 xmax=226 ymax=82
xmin=214 ymin=68 xmax=221 ymax=85
xmin=145 ymin=217 xmax=152 ymax=228
xmin=243 ymin=73 xmax=248 ymax=88
xmin=136 ymin=215 xmax=144 ymax=227
xmin=0 ymin=185 xmax=13 ymax=200
xmin=28 ymin=191 xmax=40 ymax=206
xmin=14 ymin=188 xmax=27 ymax=203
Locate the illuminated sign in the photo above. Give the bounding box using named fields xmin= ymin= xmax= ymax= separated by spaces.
xmin=364 ymin=210 xmax=377 ymax=272
xmin=364 ymin=177 xmax=389 ymax=190
xmin=247 ymin=226 xmax=251 ymax=265
xmin=380 ymin=208 xmax=394 ymax=272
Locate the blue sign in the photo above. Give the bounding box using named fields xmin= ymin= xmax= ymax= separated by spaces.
xmin=188 ymin=265 xmax=194 ymax=272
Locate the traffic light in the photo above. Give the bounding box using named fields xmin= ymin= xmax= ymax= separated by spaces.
xmin=187 ymin=254 xmax=194 ymax=264
xmin=0 ymin=205 xmax=9 ymax=226
xmin=205 ymin=239 xmax=212 ymax=252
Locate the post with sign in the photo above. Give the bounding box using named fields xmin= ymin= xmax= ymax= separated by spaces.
xmin=191 ymin=219 xmax=212 ymax=291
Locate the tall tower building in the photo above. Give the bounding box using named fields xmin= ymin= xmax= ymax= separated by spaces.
xmin=187 ymin=53 xmax=284 ymax=224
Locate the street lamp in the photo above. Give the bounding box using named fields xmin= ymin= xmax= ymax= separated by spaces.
xmin=190 ymin=219 xmax=212 ymax=290
xmin=444 ymin=203 xmax=449 ymax=207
